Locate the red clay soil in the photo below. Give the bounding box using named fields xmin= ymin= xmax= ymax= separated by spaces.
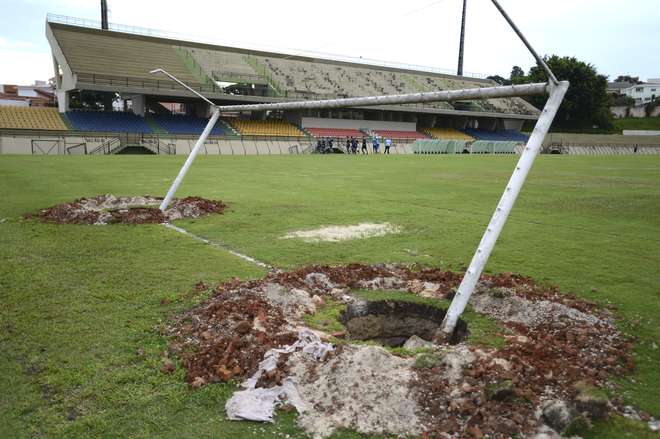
xmin=27 ymin=199 xmax=103 ymax=225
xmin=168 ymin=285 xmax=297 ymax=387
xmin=168 ymin=264 xmax=634 ymax=437
xmin=413 ymin=319 xmax=633 ymax=438
xmin=25 ymin=195 xmax=226 ymax=225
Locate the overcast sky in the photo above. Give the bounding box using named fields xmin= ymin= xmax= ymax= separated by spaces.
xmin=1 ymin=0 xmax=658 ymax=85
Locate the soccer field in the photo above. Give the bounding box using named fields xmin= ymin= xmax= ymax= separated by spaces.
xmin=1 ymin=155 xmax=658 ymax=438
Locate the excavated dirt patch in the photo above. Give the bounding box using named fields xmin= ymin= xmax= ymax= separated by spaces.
xmin=168 ymin=264 xmax=635 ymax=438
xmin=25 ymin=194 xmax=226 ymax=225
xmin=340 ymin=299 xmax=468 ymax=346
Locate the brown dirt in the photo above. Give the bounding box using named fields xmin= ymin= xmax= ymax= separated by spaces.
xmin=25 ymin=194 xmax=226 ymax=225
xmin=413 ymin=318 xmax=633 ymax=438
xmin=168 ymin=286 xmax=297 ymax=386
xmin=167 ymin=264 xmax=634 ymax=437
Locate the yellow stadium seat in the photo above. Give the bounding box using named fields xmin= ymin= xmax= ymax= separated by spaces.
xmin=226 ymin=119 xmax=304 ymax=137
xmin=0 ymin=106 xmax=67 ymax=130
xmin=423 ymin=127 xmax=474 ymax=141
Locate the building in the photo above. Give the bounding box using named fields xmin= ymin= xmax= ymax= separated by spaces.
xmin=621 ymin=79 xmax=660 ymax=106
xmin=0 ymin=81 xmax=56 ymax=107
xmin=607 ymin=81 xmax=633 ymax=94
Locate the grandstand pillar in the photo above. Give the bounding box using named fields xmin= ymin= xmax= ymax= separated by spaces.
xmin=103 ymin=94 xmax=114 ymax=112
xmin=503 ymin=119 xmax=524 ymax=131
xmin=56 ymin=90 xmax=70 ymax=112
xmin=128 ymin=94 xmax=146 ymax=117
xmin=189 ymin=102 xmax=210 ymax=118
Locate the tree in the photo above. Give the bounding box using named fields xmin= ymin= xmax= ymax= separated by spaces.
xmin=487 ymin=75 xmax=511 ymax=85
xmin=608 ymin=93 xmax=635 ymax=107
xmin=510 ymin=66 xmax=525 ymax=82
xmin=614 ymin=75 xmax=642 ymax=84
xmin=515 ymin=56 xmax=612 ymax=130
xmin=645 ymin=96 xmax=660 ymax=117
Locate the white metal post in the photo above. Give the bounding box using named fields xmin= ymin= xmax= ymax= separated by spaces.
xmin=440 ymin=81 xmax=569 ymax=336
xmin=212 ymin=83 xmax=548 ymax=113
xmin=159 ymin=107 xmax=220 ymax=211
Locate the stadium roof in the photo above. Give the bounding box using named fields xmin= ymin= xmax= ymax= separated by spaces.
xmin=46 ymin=15 xmax=540 ymax=119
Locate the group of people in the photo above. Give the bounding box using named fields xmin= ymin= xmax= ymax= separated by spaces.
xmin=315 ymin=136 xmax=394 ymax=154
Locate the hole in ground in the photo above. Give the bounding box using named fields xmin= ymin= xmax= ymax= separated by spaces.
xmin=340 ymin=300 xmax=468 ymax=346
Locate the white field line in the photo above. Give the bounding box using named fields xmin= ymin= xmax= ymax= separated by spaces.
xmin=162 ymin=223 xmax=274 ymax=271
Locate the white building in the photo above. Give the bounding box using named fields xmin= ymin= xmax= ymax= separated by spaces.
xmin=622 ymin=79 xmax=660 ymax=106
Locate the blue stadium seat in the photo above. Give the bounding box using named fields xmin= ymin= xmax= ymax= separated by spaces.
xmin=151 ymin=114 xmax=225 ymax=135
xmin=465 ymin=129 xmax=528 ymax=142
xmin=66 ymin=111 xmax=152 ymax=133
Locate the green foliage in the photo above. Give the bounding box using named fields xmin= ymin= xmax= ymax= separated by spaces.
xmin=644 ymin=97 xmax=660 ymax=117
xmin=608 ymin=93 xmax=636 ymax=107
xmin=513 ymin=55 xmax=613 ymax=130
xmin=614 ymin=75 xmax=642 ymax=84
xmin=487 ymin=74 xmax=511 ymax=86
xmin=510 ymin=66 xmax=525 ymax=81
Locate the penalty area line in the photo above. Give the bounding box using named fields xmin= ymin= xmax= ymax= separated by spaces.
xmin=162 ymin=223 xmax=275 ymax=271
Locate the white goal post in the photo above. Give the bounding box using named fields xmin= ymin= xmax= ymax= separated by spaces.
xmin=153 ymin=0 xmax=569 ymax=337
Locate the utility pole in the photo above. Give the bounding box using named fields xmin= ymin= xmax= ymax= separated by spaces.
xmin=457 ymin=0 xmax=467 ymax=76
xmin=101 ymin=0 xmax=109 ymax=30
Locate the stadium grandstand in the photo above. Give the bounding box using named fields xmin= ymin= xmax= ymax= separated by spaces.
xmin=1 ymin=14 xmax=659 ymax=155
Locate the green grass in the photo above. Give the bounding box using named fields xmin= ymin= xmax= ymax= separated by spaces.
xmin=303 ymin=298 xmax=347 ymax=334
xmin=1 ymin=155 xmax=659 ymax=438
xmin=613 ymin=116 xmax=660 ymax=132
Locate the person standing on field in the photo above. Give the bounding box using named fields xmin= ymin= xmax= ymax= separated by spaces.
xmin=372 ymin=136 xmax=379 ymax=154
xmin=384 ymin=137 xmax=392 ymax=154
xmin=361 ymin=137 xmax=368 ymax=154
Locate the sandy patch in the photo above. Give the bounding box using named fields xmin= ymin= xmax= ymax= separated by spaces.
xmin=288 ymin=345 xmax=424 ymax=438
xmin=282 ymin=223 xmax=400 ymax=242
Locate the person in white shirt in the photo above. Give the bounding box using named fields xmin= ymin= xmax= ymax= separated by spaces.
xmin=384 ymin=138 xmax=392 ymax=154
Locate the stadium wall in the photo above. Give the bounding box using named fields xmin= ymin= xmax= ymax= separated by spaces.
xmin=3 ymin=131 xmax=660 ymax=155
xmin=0 ymin=132 xmax=315 ymax=155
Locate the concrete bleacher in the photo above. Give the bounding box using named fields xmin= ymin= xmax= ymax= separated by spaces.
xmin=66 ymin=111 xmax=152 ymax=133
xmin=50 ymin=25 xmax=202 ymax=87
xmin=0 ymin=107 xmax=67 ymax=130
xmin=422 ymin=127 xmax=474 ymax=141
xmin=47 ymin=20 xmax=541 ymax=120
xmin=253 ymin=56 xmax=536 ymax=115
xmin=465 ymin=129 xmax=528 ymax=142
xmin=227 ymin=119 xmax=305 ymax=137
xmin=185 ymin=47 xmax=265 ymax=84
xmin=151 ymin=114 xmax=225 ymax=135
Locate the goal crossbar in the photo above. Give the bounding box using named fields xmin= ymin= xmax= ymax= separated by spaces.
xmin=154 ymin=0 xmax=570 ymax=343
xmin=212 ymin=82 xmax=549 ymax=112
xmin=156 ymin=81 xmax=550 ymax=212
